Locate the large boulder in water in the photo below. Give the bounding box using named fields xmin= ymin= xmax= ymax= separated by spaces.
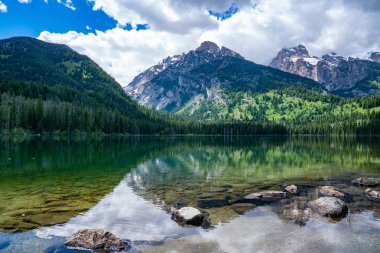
xmin=365 ymin=188 xmax=380 ymax=201
xmin=352 ymin=177 xmax=380 ymax=187
xmin=171 ymin=207 xmax=210 ymax=227
xmin=308 ymin=197 xmax=348 ymax=218
xmin=317 ymin=186 xmax=349 ymax=200
xmin=64 ymin=228 xmax=130 ymax=252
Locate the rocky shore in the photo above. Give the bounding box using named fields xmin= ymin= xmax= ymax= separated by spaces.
xmin=64 ymin=177 xmax=380 ymax=252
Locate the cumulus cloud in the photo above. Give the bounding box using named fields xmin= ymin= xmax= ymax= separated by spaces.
xmin=39 ymin=0 xmax=380 ymax=86
xmin=0 ymin=1 xmax=7 ymax=13
xmin=39 ymin=28 xmax=203 ymax=85
xmin=88 ymin=0 xmax=221 ymax=34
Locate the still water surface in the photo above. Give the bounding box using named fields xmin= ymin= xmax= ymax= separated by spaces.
xmin=0 ymin=136 xmax=379 ymax=252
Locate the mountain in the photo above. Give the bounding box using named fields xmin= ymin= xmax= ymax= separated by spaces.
xmin=0 ymin=37 xmax=173 ymax=134
xmin=269 ymin=45 xmax=380 ymax=97
xmin=0 ymin=36 xmax=144 ymax=117
xmin=125 ymin=41 xmax=323 ymax=114
xmin=0 ymin=37 xmax=308 ymax=135
xmin=1 ymin=37 xmax=378 ymax=135
xmin=124 ymin=41 xmax=380 ymax=129
xmin=125 ymin=41 xmax=246 ymax=111
xmin=0 ymin=37 xmax=288 ymax=136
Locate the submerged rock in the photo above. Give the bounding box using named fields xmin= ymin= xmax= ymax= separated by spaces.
xmin=280 ymin=206 xmax=311 ymax=226
xmin=294 ymin=211 xmax=311 ymax=226
xmin=272 ymin=197 xmax=310 ymax=226
xmin=317 ymin=186 xmax=349 ymax=200
xmin=197 ymin=198 xmax=230 ymax=209
xmin=365 ymin=188 xmax=380 ymax=201
xmin=293 ymin=212 xmax=311 ymax=226
xmin=230 ymin=203 xmax=256 ymax=214
xmin=171 ymin=207 xmax=210 ymax=227
xmin=245 ymin=191 xmax=287 ymax=201
xmin=240 ymin=190 xmax=288 ymax=206
xmin=308 ymin=197 xmax=348 ymax=218
xmin=352 ymin=177 xmax=380 ymax=187
xmin=285 ymin=185 xmax=298 ymax=194
xmin=64 ymin=228 xmax=130 ymax=252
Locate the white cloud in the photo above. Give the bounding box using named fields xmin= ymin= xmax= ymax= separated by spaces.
xmin=57 ymin=0 xmax=75 ymax=10
xmin=39 ymin=28 xmax=202 ymax=85
xmin=0 ymin=1 xmax=7 ymax=13
xmin=18 ymin=0 xmax=32 ymax=4
xmin=38 ymin=0 xmax=380 ymax=86
xmin=87 ymin=0 xmax=257 ymax=34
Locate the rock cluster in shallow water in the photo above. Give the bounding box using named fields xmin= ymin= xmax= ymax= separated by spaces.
xmin=62 ymin=176 xmax=380 ymax=251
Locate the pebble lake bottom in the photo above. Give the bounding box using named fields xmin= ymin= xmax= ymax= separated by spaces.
xmin=0 ymin=136 xmax=379 ymax=252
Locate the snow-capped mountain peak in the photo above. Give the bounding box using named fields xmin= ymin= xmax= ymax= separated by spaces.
xmin=124 ymin=41 xmax=244 ymax=108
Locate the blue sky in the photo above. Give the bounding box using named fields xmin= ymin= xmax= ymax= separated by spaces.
xmin=0 ymin=1 xmax=236 ymax=39
xmin=209 ymin=4 xmax=239 ymax=21
xmin=0 ymin=0 xmax=118 ymax=39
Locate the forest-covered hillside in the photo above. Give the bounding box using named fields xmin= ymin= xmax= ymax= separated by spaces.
xmin=0 ymin=37 xmax=173 ymax=134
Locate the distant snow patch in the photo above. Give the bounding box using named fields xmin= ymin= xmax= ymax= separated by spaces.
xmin=290 ymin=57 xmax=300 ymax=63
xmin=303 ymin=57 xmax=320 ymax=66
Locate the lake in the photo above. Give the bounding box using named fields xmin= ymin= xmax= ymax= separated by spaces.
xmin=0 ymin=136 xmax=379 ymax=252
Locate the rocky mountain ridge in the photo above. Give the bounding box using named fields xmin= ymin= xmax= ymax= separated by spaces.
xmin=269 ymin=45 xmax=380 ymax=97
xmin=124 ymin=41 xmax=324 ymax=113
xmin=124 ymin=41 xmax=246 ymax=111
